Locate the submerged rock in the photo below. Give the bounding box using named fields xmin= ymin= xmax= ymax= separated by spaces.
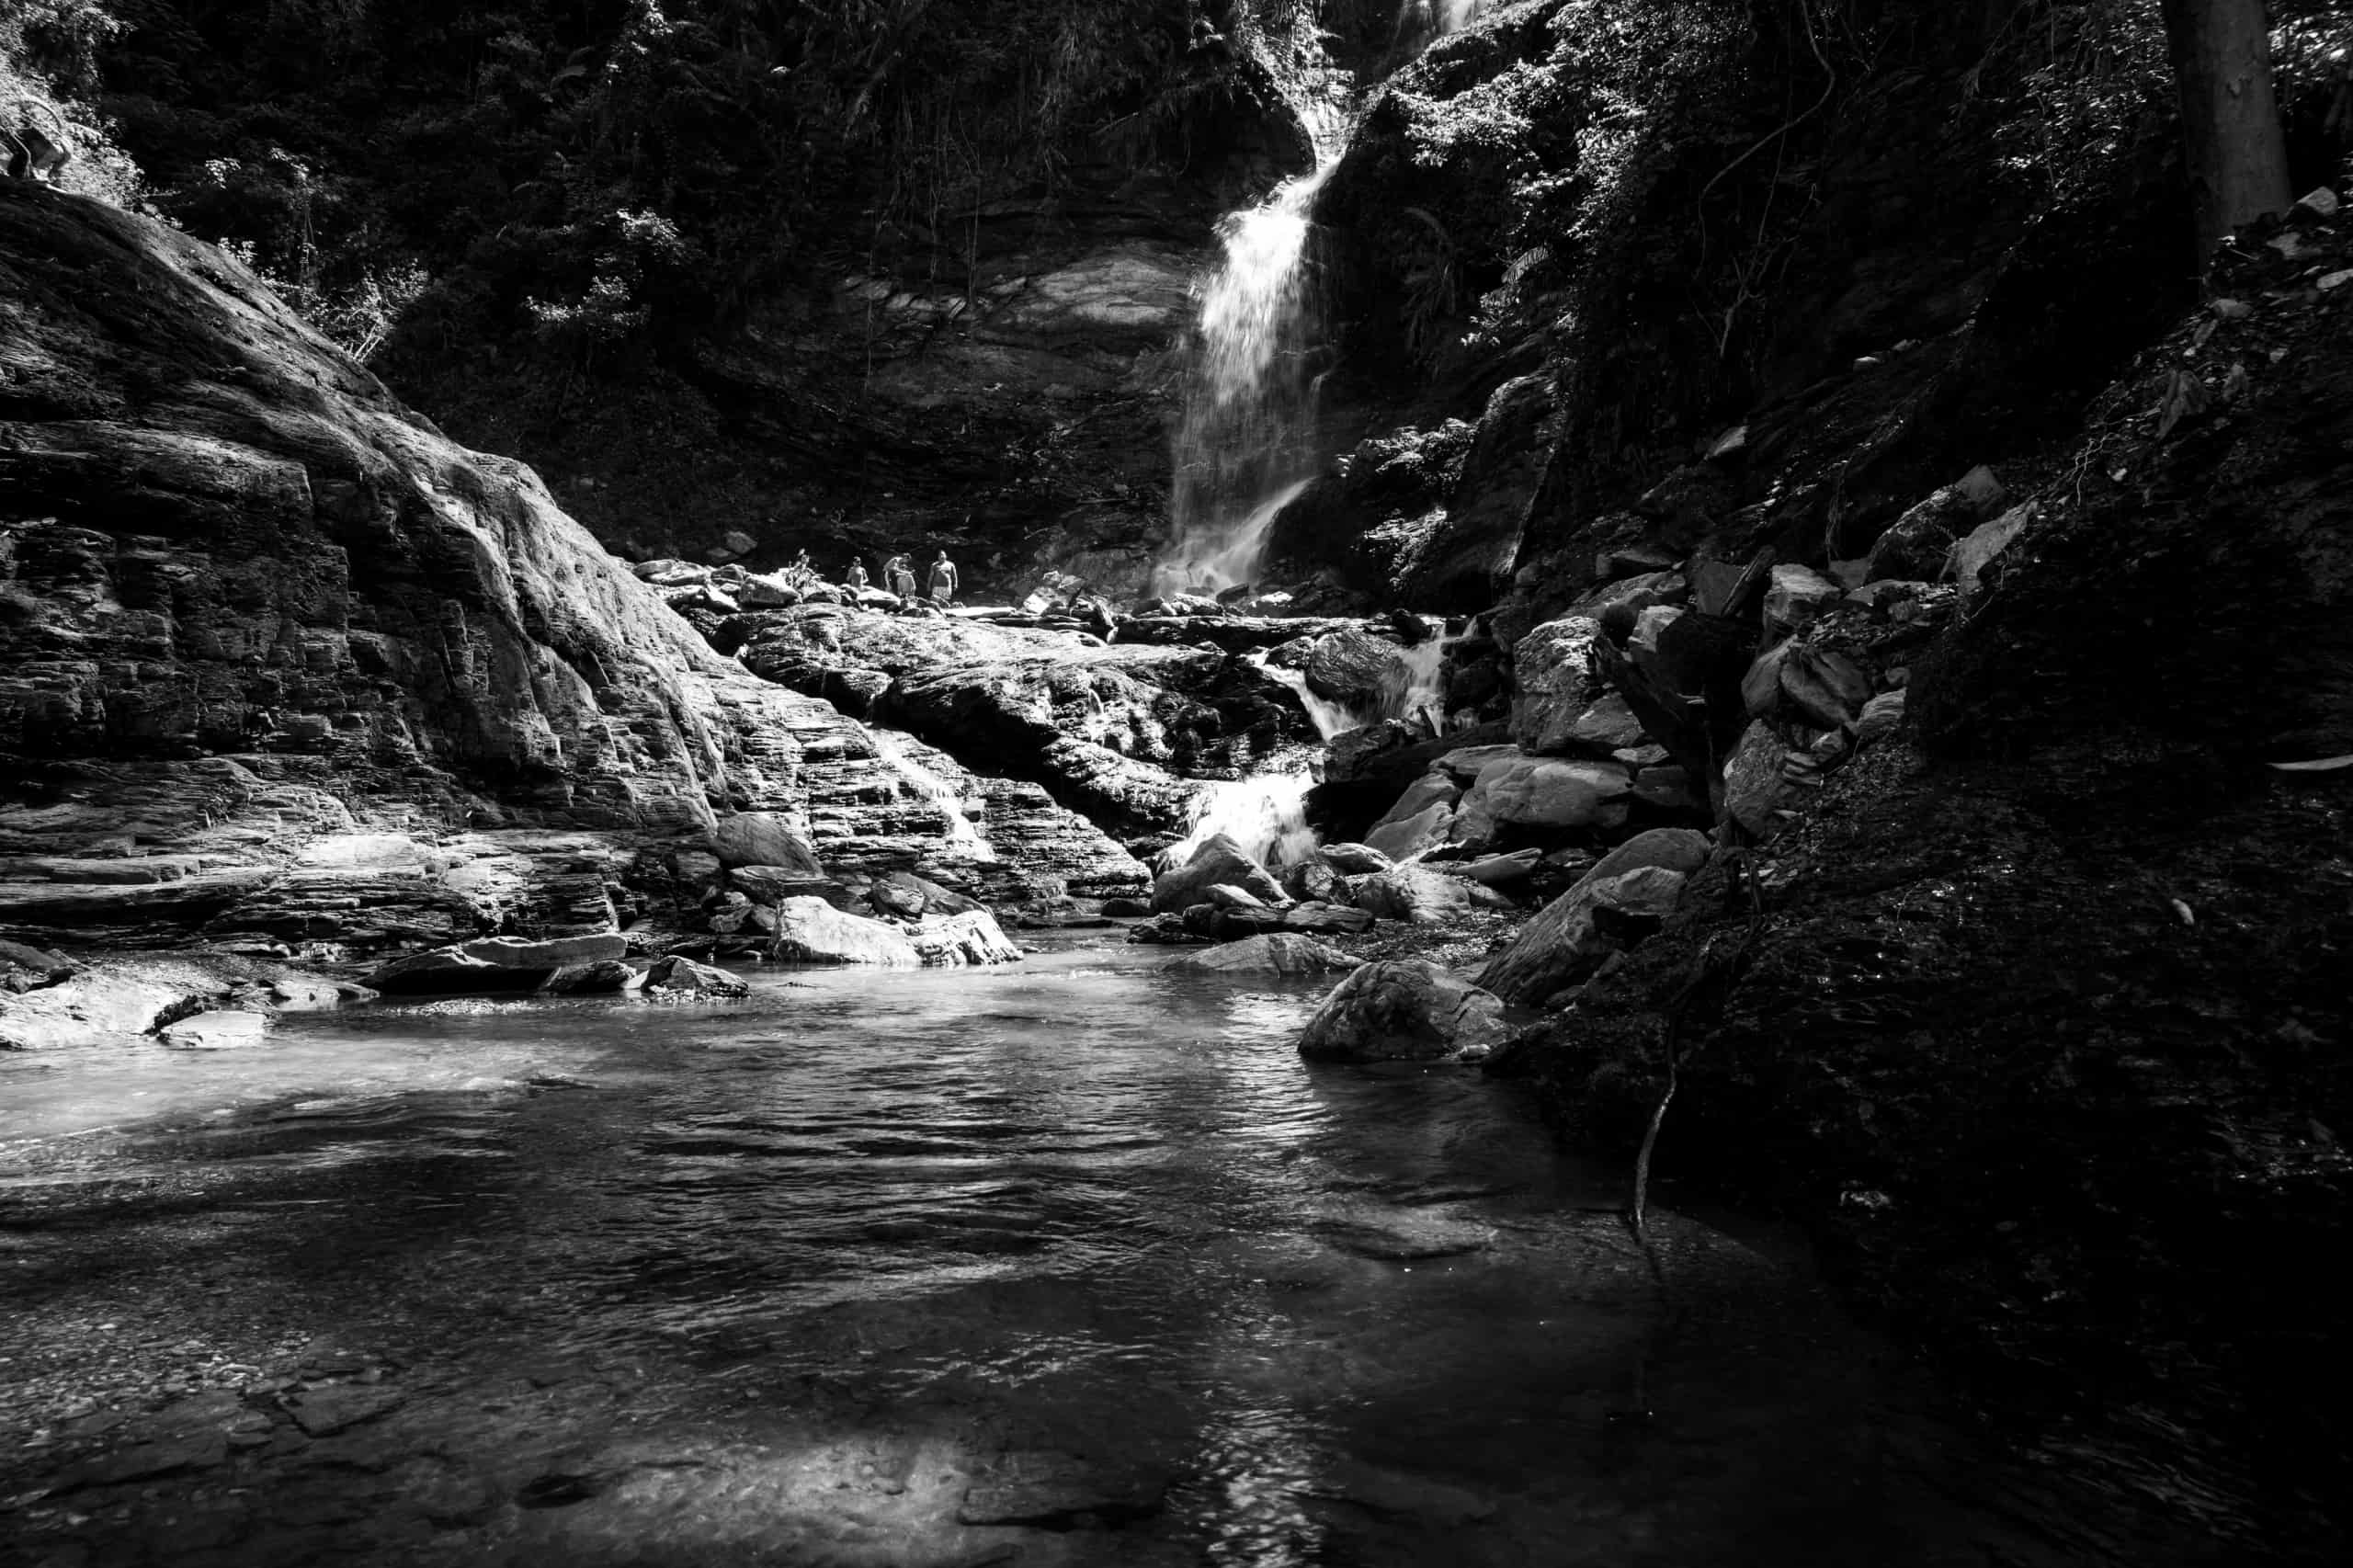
xmin=1297 ymin=960 xmax=1509 ymax=1063
xmin=1170 ymin=934 xmax=1362 ymax=976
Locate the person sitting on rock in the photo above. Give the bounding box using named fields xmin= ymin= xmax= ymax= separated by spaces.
xmin=844 ymin=557 xmax=870 ymax=594
xmin=926 ymin=550 xmax=960 ymax=605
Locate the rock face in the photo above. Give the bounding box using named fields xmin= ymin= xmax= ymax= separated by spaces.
xmin=1296 ymin=960 xmax=1509 ymax=1064
xmin=0 ymin=184 xmax=824 ymax=836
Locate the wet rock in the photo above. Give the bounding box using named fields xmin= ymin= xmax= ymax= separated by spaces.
xmin=1206 ymin=883 xmax=1269 ymax=911
xmin=768 ymin=896 xmax=922 ymax=966
xmin=1102 ymin=896 xmax=1152 ymax=918
xmin=1306 ymin=628 xmax=1410 ymax=710
xmin=1151 ymin=834 xmax=1284 ymax=915
xmin=1436 ymin=743 xmax=1521 ymax=784
xmin=1170 ymin=934 xmax=1362 ymax=975
xmin=540 ymin=960 xmax=639 ymax=994
xmin=1316 ymin=843 xmax=1392 ymax=875
xmin=642 ymin=954 xmax=749 ymax=995
xmin=0 ymin=937 xmax=76 ymax=993
xmin=1351 ymin=866 xmax=1472 ymax=926
xmin=908 ymin=909 xmax=1023 ymax=966
xmin=66 ymin=1431 xmax=230 ymax=1488
xmin=1476 ymin=829 xmax=1711 ymax=1006
xmin=1509 ymin=616 xmax=1608 ymax=755
xmin=368 ymin=950 xmax=549 ymax=996
xmin=1 ymin=954 xmax=333 ymax=1048
xmin=1297 ymin=960 xmax=1509 ymax=1063
xmin=461 ymin=934 xmax=628 ymax=968
xmin=159 ymin=1009 xmax=271 ymax=1049
xmin=711 ymin=813 xmax=824 ymax=875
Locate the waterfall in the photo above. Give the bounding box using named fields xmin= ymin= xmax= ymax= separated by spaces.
xmin=1155 ymin=3 xmax=1492 ymax=597
xmin=1253 ymin=654 xmax=1360 ymax=743
xmin=1156 ymin=154 xmax=1340 ymax=597
xmin=1167 ymin=772 xmax=1319 ymax=875
xmin=870 ymin=729 xmax=995 ymax=860
xmin=1377 ymin=621 xmax=1469 ymax=732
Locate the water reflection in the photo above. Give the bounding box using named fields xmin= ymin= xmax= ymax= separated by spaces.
xmin=0 ymin=939 xmax=2087 ymax=1565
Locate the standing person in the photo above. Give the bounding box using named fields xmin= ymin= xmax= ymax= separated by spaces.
xmin=844 ymin=557 xmax=870 ymax=593
xmin=926 ymin=549 xmax=960 ymax=606
xmin=888 ymin=556 xmax=917 ymax=603
xmin=789 ymin=549 xmax=813 ymax=588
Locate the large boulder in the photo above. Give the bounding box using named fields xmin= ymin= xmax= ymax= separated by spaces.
xmin=1449 ymin=756 xmax=1632 ymax=849
xmin=768 ymin=897 xmax=922 ymax=966
xmin=1475 ymin=828 xmax=1711 ymax=1006
xmin=1151 ymin=834 xmax=1285 ymax=915
xmin=1306 ymin=629 xmax=1410 ymax=710
xmin=1170 ymin=934 xmax=1363 ymax=975
xmin=1296 ymin=961 xmax=1509 ymax=1063
xmin=1722 ymin=722 xmax=1807 ymax=841
xmin=711 ymin=813 xmax=824 ymax=874
xmin=642 ymin=955 xmax=750 ymax=996
xmin=1509 ymin=617 xmax=1608 ymax=755
xmin=1351 ymin=866 xmax=1472 ymax=926
xmin=909 ymin=909 xmax=1023 ymax=966
xmin=728 ymin=865 xmax=844 ymax=906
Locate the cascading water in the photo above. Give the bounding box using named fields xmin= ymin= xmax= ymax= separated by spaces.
xmin=1379 ymin=621 xmax=1471 ymax=733
xmin=871 ymin=729 xmax=995 ymax=859
xmin=1155 ymin=149 xmax=1341 ymax=597
xmin=1155 ymin=3 xmax=1491 ymax=597
xmin=1166 ymin=771 xmax=1319 ymax=875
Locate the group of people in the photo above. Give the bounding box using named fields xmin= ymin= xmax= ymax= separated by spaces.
xmin=782 ymin=547 xmax=961 ymax=608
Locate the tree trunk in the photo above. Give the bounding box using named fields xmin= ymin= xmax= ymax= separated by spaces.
xmin=2162 ymin=0 xmax=2294 ymax=261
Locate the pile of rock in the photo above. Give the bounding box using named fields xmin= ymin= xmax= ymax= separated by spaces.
xmin=365 ymin=935 xmax=750 ymax=999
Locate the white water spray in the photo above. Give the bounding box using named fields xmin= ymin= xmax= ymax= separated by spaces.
xmin=1378 ymin=622 xmax=1471 ymax=733
xmin=1166 ymin=771 xmax=1319 ymax=875
xmin=871 ymin=729 xmax=995 ymax=859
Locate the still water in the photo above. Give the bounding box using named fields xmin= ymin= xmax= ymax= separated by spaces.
xmin=1 ymin=940 xmax=2070 ymax=1566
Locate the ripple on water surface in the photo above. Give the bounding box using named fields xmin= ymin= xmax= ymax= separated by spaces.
xmin=0 ymin=941 xmax=2071 ymax=1566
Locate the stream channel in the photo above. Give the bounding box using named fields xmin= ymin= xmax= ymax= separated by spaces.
xmin=0 ymin=938 xmax=2098 ymax=1566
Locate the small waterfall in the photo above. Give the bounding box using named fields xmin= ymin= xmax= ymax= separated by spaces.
xmin=1167 ymin=771 xmax=1318 ymax=874
xmin=1377 ymin=621 xmax=1469 ymax=733
xmin=870 ymin=729 xmax=995 ymax=860
xmin=1254 ymin=654 xmax=1360 ymax=743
